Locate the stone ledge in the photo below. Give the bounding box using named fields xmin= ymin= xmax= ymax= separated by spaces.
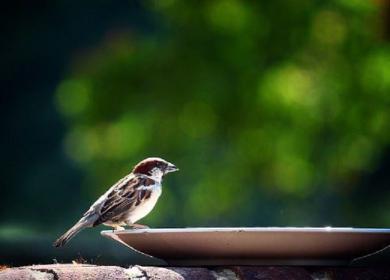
xmin=1 ymin=264 xmax=390 ymax=280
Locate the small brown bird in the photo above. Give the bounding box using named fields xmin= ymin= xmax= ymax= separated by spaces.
xmin=53 ymin=157 xmax=178 ymax=247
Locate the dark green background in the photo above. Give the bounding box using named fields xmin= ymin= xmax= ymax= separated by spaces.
xmin=1 ymin=0 xmax=389 ymax=265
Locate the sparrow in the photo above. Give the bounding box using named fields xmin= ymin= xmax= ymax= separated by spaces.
xmin=53 ymin=157 xmax=178 ymax=247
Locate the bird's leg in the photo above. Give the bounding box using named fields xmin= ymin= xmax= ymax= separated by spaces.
xmin=111 ymin=225 xmax=125 ymax=231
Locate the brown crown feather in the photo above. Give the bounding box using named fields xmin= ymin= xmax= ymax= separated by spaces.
xmin=132 ymin=158 xmax=164 ymax=175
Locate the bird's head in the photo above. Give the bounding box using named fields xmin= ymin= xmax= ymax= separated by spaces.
xmin=132 ymin=157 xmax=179 ymax=179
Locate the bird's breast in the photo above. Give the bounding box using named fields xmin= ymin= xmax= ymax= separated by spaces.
xmin=127 ymin=183 xmax=162 ymax=224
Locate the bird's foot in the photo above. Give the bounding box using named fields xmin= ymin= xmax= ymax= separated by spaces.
xmin=130 ymin=224 xmax=150 ymax=229
xmin=113 ymin=226 xmax=125 ymax=231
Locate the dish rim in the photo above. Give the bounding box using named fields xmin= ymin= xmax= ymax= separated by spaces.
xmin=101 ymin=227 xmax=390 ymax=235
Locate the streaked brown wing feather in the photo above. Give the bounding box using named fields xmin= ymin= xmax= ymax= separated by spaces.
xmin=93 ymin=175 xmax=153 ymax=226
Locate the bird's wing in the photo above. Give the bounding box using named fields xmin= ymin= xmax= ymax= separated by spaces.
xmin=92 ymin=174 xmax=155 ymax=226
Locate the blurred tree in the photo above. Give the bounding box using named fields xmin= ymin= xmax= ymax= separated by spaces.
xmin=56 ymin=0 xmax=390 ymax=227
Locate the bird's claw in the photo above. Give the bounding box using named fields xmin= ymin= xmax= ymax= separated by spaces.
xmin=130 ymin=224 xmax=150 ymax=229
xmin=113 ymin=226 xmax=125 ymax=231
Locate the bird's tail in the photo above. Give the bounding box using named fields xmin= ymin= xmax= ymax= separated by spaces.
xmin=53 ymin=218 xmax=92 ymax=247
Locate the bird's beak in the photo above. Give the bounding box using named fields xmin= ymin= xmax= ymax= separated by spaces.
xmin=166 ymin=163 xmax=179 ymax=173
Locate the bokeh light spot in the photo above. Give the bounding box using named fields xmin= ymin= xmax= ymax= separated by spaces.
xmin=55 ymin=79 xmax=91 ymax=117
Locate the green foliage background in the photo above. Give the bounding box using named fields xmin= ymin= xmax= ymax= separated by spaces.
xmin=55 ymin=0 xmax=390 ymax=228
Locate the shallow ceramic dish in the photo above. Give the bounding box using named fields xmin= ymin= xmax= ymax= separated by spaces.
xmin=101 ymin=227 xmax=390 ymax=265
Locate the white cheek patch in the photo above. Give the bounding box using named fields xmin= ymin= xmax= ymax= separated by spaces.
xmin=150 ymin=168 xmax=164 ymax=183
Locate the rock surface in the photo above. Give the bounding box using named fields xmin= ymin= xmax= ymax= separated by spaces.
xmin=1 ymin=264 xmax=390 ymax=279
